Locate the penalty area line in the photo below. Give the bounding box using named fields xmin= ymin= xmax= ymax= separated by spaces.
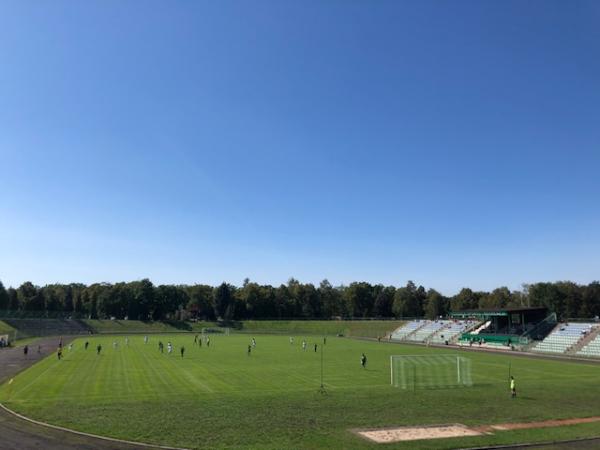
xmin=0 ymin=402 xmax=190 ymax=450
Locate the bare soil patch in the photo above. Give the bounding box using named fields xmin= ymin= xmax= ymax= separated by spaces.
xmin=355 ymin=416 xmax=600 ymax=445
xmin=355 ymin=424 xmax=483 ymax=443
xmin=473 ymin=416 xmax=600 ymax=433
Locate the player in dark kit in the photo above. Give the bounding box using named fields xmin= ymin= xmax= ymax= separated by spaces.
xmin=97 ymin=344 xmax=102 ymax=355
xmin=180 ymin=346 xmax=185 ymax=358
xmin=247 ymin=345 xmax=251 ymax=356
xmin=23 ymin=345 xmax=28 ymax=357
xmin=314 ymin=344 xmax=318 ymax=352
xmin=360 ymin=353 xmax=367 ymax=369
xmin=85 ymin=341 xmax=89 ymax=350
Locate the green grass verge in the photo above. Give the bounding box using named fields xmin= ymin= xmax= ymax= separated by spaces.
xmin=2 ymin=334 xmax=600 ymax=449
xmin=0 ymin=320 xmax=16 ymax=335
xmin=233 ymin=320 xmax=403 ymax=337
xmin=83 ymin=320 xmax=218 ymax=334
xmin=84 ymin=319 xmax=403 ymax=338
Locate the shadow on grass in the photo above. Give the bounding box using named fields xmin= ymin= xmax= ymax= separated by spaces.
xmin=162 ymin=321 xmax=192 ymax=331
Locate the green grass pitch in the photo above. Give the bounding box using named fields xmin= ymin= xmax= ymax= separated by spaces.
xmin=2 ymin=334 xmax=600 ymax=449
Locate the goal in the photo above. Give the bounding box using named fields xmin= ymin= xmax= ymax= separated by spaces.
xmin=390 ymin=355 xmax=473 ymax=390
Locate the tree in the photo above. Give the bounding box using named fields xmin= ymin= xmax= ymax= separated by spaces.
xmin=344 ymin=282 xmax=375 ymax=317
xmin=186 ymin=285 xmax=214 ymax=320
xmin=274 ymin=284 xmax=293 ymax=318
xmin=7 ymin=287 xmax=18 ymax=310
xmin=373 ymin=286 xmax=395 ymax=317
xmin=213 ymin=283 xmax=233 ymax=320
xmin=424 ymin=289 xmax=447 ymax=319
xmin=450 ymin=288 xmax=478 ymax=312
xmin=319 ymin=280 xmax=345 ymax=318
xmin=0 ymin=281 xmax=8 ymax=310
xmin=479 ymin=287 xmax=512 ymax=309
xmin=581 ymin=282 xmax=600 ymax=319
xmin=392 ymin=281 xmax=424 ymax=318
xmin=297 ymin=283 xmax=321 ymax=318
xmin=556 ymin=281 xmax=582 ymax=319
xmin=134 ymin=279 xmax=155 ymax=320
xmin=17 ymin=282 xmax=44 ymax=311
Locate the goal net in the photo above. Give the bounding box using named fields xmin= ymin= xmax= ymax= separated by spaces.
xmin=390 ymin=355 xmax=473 ymax=390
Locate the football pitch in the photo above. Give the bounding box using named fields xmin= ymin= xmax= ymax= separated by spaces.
xmin=1 ymin=334 xmax=600 ymax=449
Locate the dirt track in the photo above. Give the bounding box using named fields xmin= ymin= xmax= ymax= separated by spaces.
xmin=0 ymin=337 xmax=164 ymax=450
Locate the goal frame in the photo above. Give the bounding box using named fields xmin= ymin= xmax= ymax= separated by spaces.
xmin=390 ymin=354 xmax=472 ymax=390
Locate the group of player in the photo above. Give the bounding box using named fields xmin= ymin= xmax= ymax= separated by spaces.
xmin=290 ymin=336 xmax=325 ymax=354
xmin=51 ymin=333 xmax=370 ymax=371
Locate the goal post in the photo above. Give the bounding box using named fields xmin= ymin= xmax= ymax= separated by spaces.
xmin=390 ymin=354 xmax=473 ymax=389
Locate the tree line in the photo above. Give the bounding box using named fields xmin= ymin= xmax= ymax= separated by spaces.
xmin=0 ymin=278 xmax=599 ymax=321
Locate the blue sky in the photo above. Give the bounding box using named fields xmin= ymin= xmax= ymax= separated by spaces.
xmin=1 ymin=1 xmax=599 ymax=294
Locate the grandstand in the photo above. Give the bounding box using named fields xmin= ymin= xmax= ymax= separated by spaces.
xmin=2 ymin=319 xmax=91 ymax=338
xmin=390 ymin=320 xmax=427 ymax=340
xmin=454 ymin=307 xmax=553 ymax=349
xmin=391 ymin=319 xmax=479 ymax=344
xmin=406 ymin=320 xmax=449 ymax=342
xmin=532 ymin=322 xmax=598 ymax=355
xmin=429 ymin=320 xmax=477 ymax=344
xmin=578 ymin=332 xmax=600 ymax=357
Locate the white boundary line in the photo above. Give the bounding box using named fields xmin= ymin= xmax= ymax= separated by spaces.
xmin=0 ymin=402 xmax=190 ymax=450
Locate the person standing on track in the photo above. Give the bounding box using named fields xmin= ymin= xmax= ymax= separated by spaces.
xmin=23 ymin=345 xmax=28 ymax=358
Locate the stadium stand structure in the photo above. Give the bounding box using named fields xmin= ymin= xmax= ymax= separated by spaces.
xmin=429 ymin=320 xmax=478 ymax=344
xmin=531 ymin=322 xmax=598 ymax=355
xmin=454 ymin=307 xmax=554 ymax=350
xmin=2 ymin=319 xmax=92 ymax=338
xmin=406 ymin=320 xmax=450 ymax=342
xmin=391 ymin=320 xmax=426 ymax=340
xmin=391 ymin=319 xmax=479 ymax=344
xmin=577 ymin=329 xmax=600 ymax=357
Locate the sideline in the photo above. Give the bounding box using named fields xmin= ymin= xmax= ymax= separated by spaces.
xmin=0 ymin=336 xmax=188 ymax=450
xmin=0 ymin=402 xmax=189 ymax=450
xmin=351 ymin=336 xmax=600 ymax=366
xmin=459 ymin=435 xmax=600 ymax=449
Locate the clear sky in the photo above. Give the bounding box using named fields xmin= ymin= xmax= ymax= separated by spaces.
xmin=1 ymin=1 xmax=599 ymax=295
